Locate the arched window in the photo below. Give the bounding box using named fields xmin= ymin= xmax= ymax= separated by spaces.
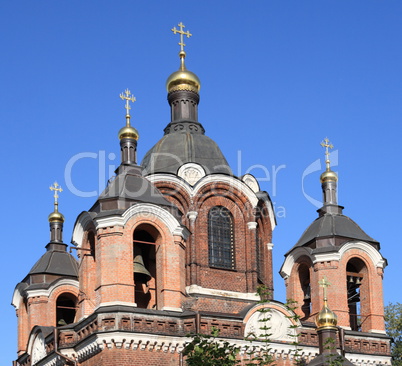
xmin=346 ymin=258 xmax=365 ymax=331
xmin=133 ymin=225 xmax=158 ymax=309
xmin=88 ymin=231 xmax=95 ymax=259
xmin=298 ymin=264 xmax=311 ymax=320
xmin=208 ymin=206 xmax=235 ymax=269
xmin=56 ymin=293 xmax=77 ymax=326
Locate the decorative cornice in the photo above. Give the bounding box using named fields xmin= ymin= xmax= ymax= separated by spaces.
xmin=186 ymin=284 xmax=259 ymax=301
xmin=147 ymin=173 xmax=276 ymax=230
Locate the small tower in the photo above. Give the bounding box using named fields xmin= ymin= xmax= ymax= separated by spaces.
xmin=281 ymin=139 xmax=387 ymax=333
xmin=308 ymin=277 xmax=355 ymax=366
xmin=12 ymin=183 xmax=78 ymax=357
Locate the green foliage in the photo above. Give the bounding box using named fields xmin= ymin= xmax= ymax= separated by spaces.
xmin=245 ymin=285 xmax=275 ymax=366
xmin=323 ymin=337 xmax=344 ymax=366
xmin=284 ymin=299 xmax=305 ymax=366
xmin=183 ymin=286 xmax=304 ymax=366
xmin=385 ymin=302 xmax=402 ymax=366
xmin=182 ymin=327 xmax=240 ymax=366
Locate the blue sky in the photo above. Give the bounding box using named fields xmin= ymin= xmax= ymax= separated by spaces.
xmin=1 ymin=1 xmax=402 ymax=364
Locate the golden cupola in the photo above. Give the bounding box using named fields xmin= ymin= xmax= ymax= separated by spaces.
xmin=48 ymin=182 xmax=65 ymax=223
xmin=316 ymin=298 xmax=338 ymax=330
xmin=118 ymin=89 xmax=139 ymax=141
xmin=320 ymin=137 xmax=338 ymax=183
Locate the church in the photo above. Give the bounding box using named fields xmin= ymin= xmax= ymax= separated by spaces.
xmin=11 ymin=23 xmax=392 ymax=366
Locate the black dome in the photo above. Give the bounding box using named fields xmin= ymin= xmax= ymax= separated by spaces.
xmin=141 ymin=131 xmax=232 ymax=175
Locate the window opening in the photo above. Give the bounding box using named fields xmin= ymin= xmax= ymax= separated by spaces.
xmin=133 ymin=228 xmax=157 ymax=309
xmin=347 ymin=261 xmax=363 ymax=331
xmin=208 ymin=206 xmax=235 ymax=269
xmin=299 ymin=264 xmax=311 ymax=320
xmin=56 ymin=294 xmax=77 ymax=326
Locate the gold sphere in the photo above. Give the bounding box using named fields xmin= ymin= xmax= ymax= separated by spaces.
xmin=316 ymin=301 xmax=338 ymax=329
xmin=166 ymin=69 xmax=201 ymax=93
xmin=48 ymin=211 xmax=65 ymax=223
xmin=320 ymin=169 xmax=338 ymax=183
xmin=118 ymin=125 xmax=139 ymax=140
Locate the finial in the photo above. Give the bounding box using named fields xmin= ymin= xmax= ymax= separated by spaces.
xmin=316 ymin=276 xmax=338 ymax=329
xmin=49 ymin=182 xmax=63 ymax=212
xmin=320 ymin=137 xmax=334 ymax=171
xmin=171 ymin=22 xmax=192 ymax=70
xmin=120 ymin=89 xmax=136 ymax=126
xmin=318 ymin=276 xmax=331 ymax=300
xmin=48 ymin=181 xmax=65 ymax=224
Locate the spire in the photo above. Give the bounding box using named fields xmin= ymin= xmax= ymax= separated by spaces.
xmin=319 ymin=138 xmax=340 ymax=212
xmin=48 ymin=182 xmax=64 ymax=243
xmin=118 ymin=89 xmax=139 ymax=165
xmin=165 ymin=22 xmax=202 ymax=131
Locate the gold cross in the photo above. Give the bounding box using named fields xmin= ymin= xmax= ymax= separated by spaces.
xmin=171 ymin=22 xmax=192 ymax=52
xmin=320 ymin=137 xmax=334 ymax=169
xmin=318 ymin=276 xmax=331 ymax=300
xmin=49 ymin=182 xmax=63 ymax=206
xmin=120 ymin=89 xmax=136 ymax=116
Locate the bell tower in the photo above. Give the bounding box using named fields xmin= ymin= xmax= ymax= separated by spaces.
xmin=281 ymin=138 xmax=387 ymax=333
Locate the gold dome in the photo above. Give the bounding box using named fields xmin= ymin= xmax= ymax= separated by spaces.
xmin=118 ymin=125 xmax=139 ymax=140
xmin=166 ymin=52 xmax=201 ymax=93
xmin=320 ymin=169 xmax=338 ymax=183
xmin=316 ymin=300 xmax=338 ymax=329
xmin=48 ymin=210 xmax=65 ymax=223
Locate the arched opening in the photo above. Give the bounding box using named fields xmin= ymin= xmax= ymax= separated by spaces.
xmin=88 ymin=231 xmax=95 ymax=259
xmin=56 ymin=293 xmax=77 ymax=326
xmin=208 ymin=206 xmax=235 ymax=270
xmin=298 ymin=263 xmax=311 ymax=320
xmin=133 ymin=224 xmax=159 ymax=309
xmin=346 ymin=258 xmax=366 ymax=331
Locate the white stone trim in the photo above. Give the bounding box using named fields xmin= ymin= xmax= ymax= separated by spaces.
xmin=339 ymin=241 xmax=387 ymax=269
xmin=346 ymin=352 xmax=392 ymax=366
xmin=93 ymin=203 xmax=186 ymax=239
xmin=186 ymin=284 xmax=259 ymax=301
xmin=241 ymin=174 xmax=260 ymax=193
xmin=25 ymin=279 xmax=79 ymax=300
xmin=313 ymin=252 xmax=341 ymax=264
xmin=267 ymin=242 xmax=274 ymax=250
xmin=177 ymin=163 xmax=206 ymax=186
xmin=368 ymin=329 xmax=387 ymax=334
xmin=71 ymin=211 xmax=94 ymax=247
xmin=11 ymin=286 xmax=24 ymax=309
xmin=247 ymin=221 xmax=257 ymax=230
xmin=173 ymin=226 xmax=191 ymax=240
xmin=187 ymin=211 xmax=198 ymax=221
xmin=148 ymin=173 xmax=276 ymax=230
xmin=161 ymin=306 xmax=183 ymax=312
xmin=280 ymin=247 xmax=312 ymax=279
xmin=95 ymin=301 xmax=137 ymax=310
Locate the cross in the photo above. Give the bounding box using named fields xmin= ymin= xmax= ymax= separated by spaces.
xmin=318 ymin=276 xmax=331 ymax=300
xmin=320 ymin=137 xmax=334 ymax=169
xmin=49 ymin=182 xmax=63 ymax=205
xmin=171 ymin=22 xmax=192 ymax=53
xmin=120 ymin=89 xmax=136 ymax=116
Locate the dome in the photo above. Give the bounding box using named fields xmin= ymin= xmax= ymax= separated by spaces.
xmin=316 ymin=300 xmax=338 ymax=329
xmin=118 ymin=125 xmax=139 ymax=140
xmin=166 ymin=51 xmax=201 ymax=93
xmin=48 ymin=210 xmax=65 ymax=223
xmin=320 ymin=168 xmax=338 ymax=183
xmin=166 ymin=69 xmax=201 ymax=93
xmin=141 ymin=132 xmax=232 ymax=175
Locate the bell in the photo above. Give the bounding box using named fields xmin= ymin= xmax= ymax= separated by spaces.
xmin=356 ymin=277 xmax=361 ymax=285
xmin=134 ymin=246 xmax=152 ymax=283
xmin=349 ymin=276 xmax=354 ymax=283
